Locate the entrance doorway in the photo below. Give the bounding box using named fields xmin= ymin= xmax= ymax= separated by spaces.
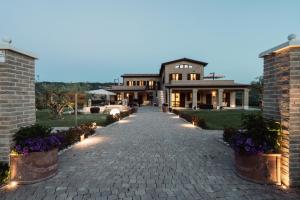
xmin=179 ymin=93 xmax=185 ymax=107
xmin=206 ymin=94 xmax=212 ymax=105
xmin=171 ymin=92 xmax=180 ymax=107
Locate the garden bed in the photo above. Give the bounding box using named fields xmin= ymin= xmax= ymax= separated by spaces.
xmin=174 ymin=109 xmax=260 ymax=130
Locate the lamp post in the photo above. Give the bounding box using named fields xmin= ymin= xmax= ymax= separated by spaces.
xmin=75 ymin=93 xmax=78 ymax=127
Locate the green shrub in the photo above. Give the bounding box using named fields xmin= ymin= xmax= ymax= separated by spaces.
xmin=120 ymin=111 xmax=130 ymax=118
xmin=0 ymin=162 xmax=9 ymax=185
xmin=13 ymin=124 xmax=52 ymax=144
xmin=172 ymin=109 xmax=180 ymax=115
xmin=179 ymin=113 xmax=207 ymax=129
xmin=105 ymin=114 xmax=119 ymax=125
xmin=79 ymin=122 xmax=96 ymax=137
xmin=59 ymin=127 xmax=84 ymax=149
xmin=90 ymin=107 xmax=100 ymax=113
xmin=223 ymin=127 xmax=237 ymax=143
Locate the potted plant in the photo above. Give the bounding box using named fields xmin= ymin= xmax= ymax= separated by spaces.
xmin=10 ymin=124 xmax=63 ymax=184
xmin=230 ymin=113 xmax=282 ymax=185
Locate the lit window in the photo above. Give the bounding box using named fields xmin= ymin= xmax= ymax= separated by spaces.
xmin=117 ymin=94 xmax=122 ymax=100
xmin=184 ymin=64 xmax=188 ymax=68
xmin=170 ymin=73 xmax=182 ymax=81
xmin=175 ymin=65 xmax=179 ymax=68
xmin=189 ymin=65 xmax=192 ymax=68
xmin=128 ymin=81 xmax=134 ymax=86
xmin=188 ymin=73 xmax=200 ymax=80
xmin=179 ymin=65 xmax=184 ymax=68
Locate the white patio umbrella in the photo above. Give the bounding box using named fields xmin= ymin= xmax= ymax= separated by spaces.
xmin=87 ymin=89 xmax=116 ymax=96
xmin=86 ymin=89 xmax=116 ymax=105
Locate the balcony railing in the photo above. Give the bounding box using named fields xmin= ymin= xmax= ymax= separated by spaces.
xmin=110 ymin=85 xmax=159 ymax=91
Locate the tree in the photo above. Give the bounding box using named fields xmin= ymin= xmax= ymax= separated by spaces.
xmin=249 ymin=76 xmax=263 ymax=107
xmin=45 ymin=85 xmax=72 ymax=119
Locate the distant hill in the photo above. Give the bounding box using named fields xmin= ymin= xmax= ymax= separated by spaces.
xmin=35 ymin=81 xmax=114 ymax=93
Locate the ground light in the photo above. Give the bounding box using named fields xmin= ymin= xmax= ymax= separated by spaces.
xmin=6 ymin=181 xmax=18 ymax=190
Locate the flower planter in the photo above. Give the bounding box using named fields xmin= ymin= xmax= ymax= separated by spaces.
xmin=235 ymin=152 xmax=281 ymax=185
xmin=10 ymin=148 xmax=58 ymax=184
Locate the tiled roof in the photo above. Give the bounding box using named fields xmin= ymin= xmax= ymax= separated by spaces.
xmin=121 ymin=74 xmax=160 ymax=77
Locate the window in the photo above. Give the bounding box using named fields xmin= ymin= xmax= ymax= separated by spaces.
xmin=174 ymin=64 xmax=192 ymax=69
xmin=188 ymin=73 xmax=200 ymax=80
xmin=169 ymin=73 xmax=182 ymax=81
xmin=127 ymin=81 xmax=134 ymax=86
xmin=117 ymin=93 xmax=122 ymax=100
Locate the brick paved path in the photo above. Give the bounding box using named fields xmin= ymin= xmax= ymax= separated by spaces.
xmin=1 ymin=107 xmax=299 ymax=200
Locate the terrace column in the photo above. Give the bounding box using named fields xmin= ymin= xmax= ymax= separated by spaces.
xmin=134 ymin=92 xmax=138 ymax=99
xmin=217 ymin=89 xmax=223 ymax=109
xmin=243 ymin=89 xmax=249 ymax=110
xmin=169 ymin=89 xmax=173 ymax=107
xmin=120 ymin=92 xmax=125 ymax=100
xmin=192 ymin=89 xmax=198 ymax=109
xmin=230 ymin=91 xmax=236 ymax=108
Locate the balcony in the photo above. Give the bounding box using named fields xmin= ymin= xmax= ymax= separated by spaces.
xmin=109 ymin=85 xmax=160 ymax=91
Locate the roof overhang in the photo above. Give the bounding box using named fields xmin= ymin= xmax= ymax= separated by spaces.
xmin=259 ymin=35 xmax=300 ymax=58
xmin=0 ymin=43 xmax=38 ymax=59
xmin=159 ymin=58 xmax=208 ymax=75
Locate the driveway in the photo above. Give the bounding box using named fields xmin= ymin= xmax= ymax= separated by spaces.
xmin=1 ymin=107 xmax=299 ymax=200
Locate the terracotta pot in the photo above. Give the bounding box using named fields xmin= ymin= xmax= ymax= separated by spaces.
xmin=10 ymin=148 xmax=58 ymax=184
xmin=235 ymin=152 xmax=281 ymax=185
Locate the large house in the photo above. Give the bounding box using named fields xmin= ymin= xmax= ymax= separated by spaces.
xmin=108 ymin=58 xmax=249 ymax=109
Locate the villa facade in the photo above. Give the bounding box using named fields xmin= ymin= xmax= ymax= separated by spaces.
xmin=108 ymin=58 xmax=249 ymax=109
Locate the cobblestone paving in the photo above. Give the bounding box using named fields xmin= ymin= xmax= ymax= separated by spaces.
xmin=1 ymin=107 xmax=300 ymax=200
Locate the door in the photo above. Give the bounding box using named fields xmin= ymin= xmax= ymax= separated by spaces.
xmin=179 ymin=93 xmax=185 ymax=107
xmin=206 ymin=94 xmax=212 ymax=105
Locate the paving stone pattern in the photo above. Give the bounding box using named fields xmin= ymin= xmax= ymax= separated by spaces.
xmin=1 ymin=107 xmax=299 ymax=200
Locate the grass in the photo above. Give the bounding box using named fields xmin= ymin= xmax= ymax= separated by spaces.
xmin=181 ymin=109 xmax=261 ymax=130
xmin=36 ymin=109 xmax=107 ymax=127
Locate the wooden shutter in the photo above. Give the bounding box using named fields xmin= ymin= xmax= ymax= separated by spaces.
xmin=187 ymin=74 xmax=191 ymax=80
xmin=169 ymin=74 xmax=172 ymax=82
xmin=196 ymin=74 xmax=200 ymax=80
xmin=133 ymin=81 xmax=136 ymax=86
xmin=127 ymin=81 xmax=129 ymax=86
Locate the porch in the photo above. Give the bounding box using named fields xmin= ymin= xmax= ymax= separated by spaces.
xmin=166 ymin=88 xmax=249 ymax=110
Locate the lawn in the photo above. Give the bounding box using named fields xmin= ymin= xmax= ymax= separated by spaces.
xmin=181 ymin=109 xmax=261 ymax=130
xmin=36 ymin=109 xmax=107 ymax=127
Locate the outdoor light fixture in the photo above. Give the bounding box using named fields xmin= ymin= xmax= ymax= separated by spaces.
xmin=212 ymin=91 xmax=216 ymax=97
xmin=110 ymin=108 xmax=120 ymax=116
xmin=7 ymin=181 xmax=18 ymax=189
xmin=80 ymin=134 xmax=85 ymax=142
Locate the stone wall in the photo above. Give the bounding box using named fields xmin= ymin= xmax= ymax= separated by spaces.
xmin=0 ymin=50 xmax=36 ymax=162
xmin=262 ymin=47 xmax=300 ymax=187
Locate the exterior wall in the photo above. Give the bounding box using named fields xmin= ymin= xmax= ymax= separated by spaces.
xmin=262 ymin=47 xmax=300 ymax=187
xmin=0 ymin=50 xmax=36 ymax=162
xmin=164 ymin=61 xmax=204 ymax=84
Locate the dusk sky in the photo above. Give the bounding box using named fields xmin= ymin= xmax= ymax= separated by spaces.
xmin=1 ymin=0 xmax=300 ymax=83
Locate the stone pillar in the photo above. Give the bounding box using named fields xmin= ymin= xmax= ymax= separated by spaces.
xmin=217 ymin=89 xmax=223 ymax=109
xmin=243 ymin=89 xmax=249 ymax=110
xmin=259 ymin=34 xmax=300 ymax=187
xmin=230 ymin=91 xmax=236 ymax=108
xmin=169 ymin=89 xmax=173 ymax=108
xmin=0 ymin=43 xmax=37 ymax=162
xmin=185 ymin=92 xmax=188 ymax=108
xmin=192 ymin=89 xmax=198 ymax=109
xmin=166 ymin=90 xmax=169 ymax=106
xmin=134 ymin=92 xmax=138 ymax=99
